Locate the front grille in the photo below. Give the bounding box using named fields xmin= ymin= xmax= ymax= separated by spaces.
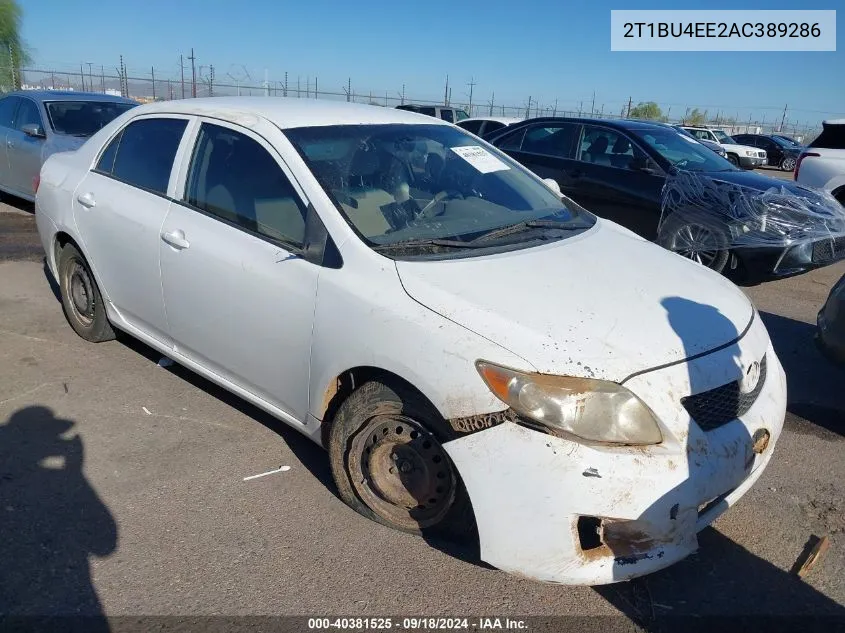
xmin=682 ymin=356 xmax=767 ymax=431
xmin=812 ymin=236 xmax=845 ymax=264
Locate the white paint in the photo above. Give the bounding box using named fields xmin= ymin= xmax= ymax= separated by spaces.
xmin=450 ymin=146 xmax=510 ymax=174
xmin=34 ymin=97 xmax=789 ymax=585
xmin=243 ymin=465 xmax=291 ymax=481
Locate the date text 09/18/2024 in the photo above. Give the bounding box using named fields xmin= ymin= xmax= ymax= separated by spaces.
xmin=307 ymin=617 xmax=528 ymax=630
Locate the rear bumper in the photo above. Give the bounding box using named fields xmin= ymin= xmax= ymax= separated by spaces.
xmin=444 ymin=331 xmax=785 ymax=585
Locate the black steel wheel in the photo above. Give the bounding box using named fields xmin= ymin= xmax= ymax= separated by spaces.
xmin=58 ymin=243 xmax=115 ymax=342
xmin=328 ymin=380 xmax=475 ymax=538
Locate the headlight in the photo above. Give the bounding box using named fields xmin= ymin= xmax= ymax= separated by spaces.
xmin=745 ymin=150 xmax=755 ymax=156
xmin=475 ymin=361 xmax=663 ymax=445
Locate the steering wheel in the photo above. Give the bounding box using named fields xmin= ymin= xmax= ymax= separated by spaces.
xmin=417 ymin=190 xmax=454 ymax=219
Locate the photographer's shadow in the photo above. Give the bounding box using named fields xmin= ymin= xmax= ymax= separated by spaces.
xmin=596 ymin=298 xmax=845 ymax=631
xmin=0 ymin=406 xmax=116 ymax=631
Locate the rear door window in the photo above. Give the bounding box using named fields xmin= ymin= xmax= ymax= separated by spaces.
xmin=107 ymin=118 xmax=188 ymax=195
xmin=185 ymin=122 xmax=307 ymax=247
xmin=459 ymin=120 xmax=483 ymax=135
xmin=576 ymin=125 xmax=645 ymax=169
xmin=496 ymin=127 xmax=526 ymax=151
xmin=521 ymin=124 xmax=578 ymax=159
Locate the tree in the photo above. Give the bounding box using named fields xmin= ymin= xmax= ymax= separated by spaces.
xmin=684 ymin=108 xmax=707 ymax=126
xmin=628 ymin=101 xmax=662 ymax=120
xmin=0 ymin=0 xmax=29 ymax=91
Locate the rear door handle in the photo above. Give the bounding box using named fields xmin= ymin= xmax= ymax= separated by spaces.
xmin=76 ymin=192 xmax=96 ymax=208
xmin=161 ymin=229 xmax=190 ymax=250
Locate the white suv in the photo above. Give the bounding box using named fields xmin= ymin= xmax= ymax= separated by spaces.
xmin=795 ymin=119 xmax=845 ymax=205
xmin=682 ymin=127 xmax=766 ymax=170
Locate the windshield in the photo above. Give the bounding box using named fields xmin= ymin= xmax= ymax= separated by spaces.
xmin=455 ymin=110 xmax=469 ymax=121
xmin=712 ymin=129 xmax=736 ymax=144
xmin=770 ymin=136 xmax=793 ymax=148
xmin=284 ymin=123 xmax=593 ymax=252
xmin=638 ymin=129 xmax=736 ymax=172
xmin=45 ymin=101 xmax=136 ymax=136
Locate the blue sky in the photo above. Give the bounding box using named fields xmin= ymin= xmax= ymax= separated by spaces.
xmin=19 ymin=0 xmax=844 ymax=127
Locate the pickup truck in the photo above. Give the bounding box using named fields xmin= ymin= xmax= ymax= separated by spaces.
xmin=795 ymin=119 xmax=845 ymax=205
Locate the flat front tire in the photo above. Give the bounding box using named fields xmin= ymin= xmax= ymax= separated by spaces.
xmin=328 ymin=380 xmax=475 ymax=539
xmin=58 ymin=243 xmax=115 ymax=342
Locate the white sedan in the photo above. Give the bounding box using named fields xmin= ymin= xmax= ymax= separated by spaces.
xmin=35 ymin=98 xmax=786 ymax=585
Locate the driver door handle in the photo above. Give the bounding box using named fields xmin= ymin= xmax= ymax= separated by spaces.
xmin=76 ymin=192 xmax=96 ymax=208
xmin=161 ymin=229 xmax=190 ymax=250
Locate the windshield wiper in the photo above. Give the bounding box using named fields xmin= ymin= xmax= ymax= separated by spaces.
xmin=470 ymin=219 xmax=593 ymax=244
xmin=372 ymin=238 xmax=487 ymax=252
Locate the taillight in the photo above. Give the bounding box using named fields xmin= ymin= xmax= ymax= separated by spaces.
xmin=794 ymin=152 xmax=819 ymax=180
xmin=32 ymin=173 xmax=40 ymax=194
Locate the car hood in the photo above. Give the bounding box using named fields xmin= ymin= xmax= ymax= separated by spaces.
xmin=699 ymin=168 xmax=816 ymax=195
xmin=395 ymin=221 xmax=753 ymax=382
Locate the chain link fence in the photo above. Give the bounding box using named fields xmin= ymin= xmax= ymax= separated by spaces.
xmin=17 ymin=67 xmax=823 ymax=143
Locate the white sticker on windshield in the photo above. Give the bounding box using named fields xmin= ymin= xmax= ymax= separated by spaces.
xmin=450 ymin=146 xmax=510 ymax=174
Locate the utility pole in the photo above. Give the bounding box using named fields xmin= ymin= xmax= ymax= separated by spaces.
xmin=315 ymin=76 xmax=318 ymax=98
xmin=168 ymin=79 xmax=173 ymax=100
xmin=488 ymin=92 xmax=494 ymax=116
xmin=151 ymin=66 xmax=156 ymax=99
xmin=525 ymin=96 xmax=532 ymax=119
xmin=401 ymin=84 xmax=405 ymax=105
xmin=209 ymin=65 xmax=214 ymax=97
xmin=51 ymin=71 xmax=55 ymax=89
xmin=87 ymin=62 xmax=93 ymax=92
xmin=80 ymin=63 xmax=86 ymax=91
xmin=297 ymin=76 xmax=300 ymax=98
xmin=780 ymin=104 xmax=787 ymax=131
xmin=100 ymin=66 xmax=105 ymax=92
xmin=578 ymin=100 xmax=583 ymax=116
xmin=626 ymin=96 xmax=632 ymax=118
xmin=466 ymin=77 xmax=476 ymax=116
xmin=444 ymin=75 xmax=449 ymax=105
xmin=189 ymin=48 xmax=196 ymax=97
xmin=345 ymin=77 xmax=351 ymax=102
xmin=591 ymin=90 xmax=595 ymax=115
xmin=180 ymin=55 xmax=185 ymax=98
xmin=284 ymin=72 xmax=288 ymax=97
xmin=553 ymin=98 xmax=558 ymax=117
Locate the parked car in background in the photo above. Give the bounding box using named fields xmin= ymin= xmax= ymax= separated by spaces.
xmin=457 ymin=116 xmax=522 ymax=139
xmin=395 ymin=103 xmax=469 ymax=123
xmin=35 ymin=97 xmax=786 ymax=585
xmin=629 ymin=120 xmax=726 ymax=157
xmin=732 ymin=133 xmax=802 ymax=171
xmin=817 ymin=272 xmax=845 ymax=364
xmin=0 ymin=91 xmax=137 ymax=201
xmin=795 ymin=119 xmax=845 ymax=205
xmin=682 ymin=126 xmax=765 ymax=169
xmin=487 ymin=117 xmax=845 ymax=277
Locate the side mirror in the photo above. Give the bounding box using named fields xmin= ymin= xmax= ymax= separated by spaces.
xmin=542 ymin=178 xmax=562 ymax=197
xmin=22 ymin=123 xmax=46 ymax=139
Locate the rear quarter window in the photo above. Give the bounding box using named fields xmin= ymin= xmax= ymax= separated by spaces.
xmin=810 ymin=125 xmax=845 ymax=150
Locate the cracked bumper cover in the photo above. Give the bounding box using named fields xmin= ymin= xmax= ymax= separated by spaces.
xmin=443 ymin=329 xmax=786 ymax=585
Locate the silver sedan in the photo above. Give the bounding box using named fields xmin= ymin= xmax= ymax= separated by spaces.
xmin=0 ymin=90 xmax=137 ymax=201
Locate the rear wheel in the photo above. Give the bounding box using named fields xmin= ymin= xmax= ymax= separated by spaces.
xmin=659 ymin=216 xmax=730 ymax=274
xmin=58 ymin=244 xmax=115 ymax=342
xmin=328 ymin=380 xmax=474 ymax=539
xmin=780 ymin=156 xmax=796 ymax=172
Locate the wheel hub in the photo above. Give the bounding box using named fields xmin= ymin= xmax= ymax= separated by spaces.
xmin=68 ymin=262 xmax=95 ymax=324
xmin=349 ymin=415 xmax=455 ymax=529
xmin=675 ymin=224 xmax=719 ymax=267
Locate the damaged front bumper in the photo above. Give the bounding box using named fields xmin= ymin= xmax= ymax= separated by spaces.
xmin=443 ymin=320 xmax=786 ymax=585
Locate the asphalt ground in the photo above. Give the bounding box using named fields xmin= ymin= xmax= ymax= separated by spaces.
xmin=1 ymin=189 xmax=843 ymax=631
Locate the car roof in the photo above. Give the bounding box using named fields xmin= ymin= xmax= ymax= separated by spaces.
xmin=6 ymin=90 xmax=137 ymax=104
xmin=823 ymin=118 xmax=845 ymax=125
xmin=509 ymin=116 xmax=673 ymax=134
xmin=461 ymin=116 xmax=522 ymax=124
xmin=131 ymin=97 xmax=450 ymax=128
